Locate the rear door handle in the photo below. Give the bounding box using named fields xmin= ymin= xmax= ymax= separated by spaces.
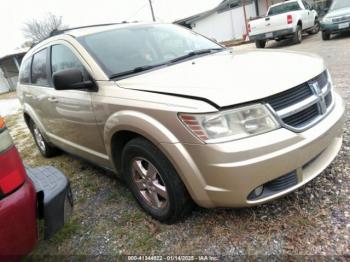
xmin=48 ymin=97 xmax=59 ymax=103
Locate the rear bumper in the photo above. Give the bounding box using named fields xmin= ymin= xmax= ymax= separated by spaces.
xmin=249 ymin=28 xmax=294 ymax=41
xmin=321 ymin=22 xmax=350 ymax=33
xmin=162 ymin=93 xmax=345 ymax=208
xmin=0 ymin=178 xmax=37 ymax=256
xmin=0 ymin=166 xmax=73 ymax=256
xmin=26 ymin=166 xmax=73 ymax=240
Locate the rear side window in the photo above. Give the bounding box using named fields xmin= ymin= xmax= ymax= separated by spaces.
xmin=19 ymin=58 xmax=31 ymax=84
xmin=31 ymin=49 xmax=49 ymax=86
xmin=268 ymin=2 xmax=301 ymax=16
xmin=51 ymin=45 xmax=86 ymax=76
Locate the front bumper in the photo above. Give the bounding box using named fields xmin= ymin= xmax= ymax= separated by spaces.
xmin=321 ymin=22 xmax=350 ymax=33
xmin=162 ymin=93 xmax=345 ymax=208
xmin=249 ymin=28 xmax=294 ymax=41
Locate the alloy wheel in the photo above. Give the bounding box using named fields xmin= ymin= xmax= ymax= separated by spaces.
xmin=131 ymin=157 xmax=168 ymax=210
xmin=34 ymin=126 xmax=46 ymax=152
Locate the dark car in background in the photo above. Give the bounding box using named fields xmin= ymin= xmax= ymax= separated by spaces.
xmin=321 ymin=0 xmax=350 ymax=40
xmin=0 ymin=116 xmax=73 ymax=257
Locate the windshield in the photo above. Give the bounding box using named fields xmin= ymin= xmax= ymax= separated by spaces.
xmin=268 ymin=2 xmax=301 ymax=16
xmin=330 ymin=0 xmax=350 ymax=10
xmin=78 ymin=24 xmax=222 ymax=78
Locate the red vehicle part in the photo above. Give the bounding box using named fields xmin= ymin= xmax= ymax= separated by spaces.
xmin=0 ymin=177 xmax=37 ymax=256
xmin=0 ymin=122 xmax=38 ymax=257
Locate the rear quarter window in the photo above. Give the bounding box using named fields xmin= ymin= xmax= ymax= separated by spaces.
xmin=31 ymin=49 xmax=49 ymax=86
xmin=19 ymin=58 xmax=31 ymax=84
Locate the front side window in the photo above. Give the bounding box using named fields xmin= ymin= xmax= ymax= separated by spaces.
xmin=51 ymin=44 xmax=86 ymax=77
xmin=31 ymin=49 xmax=49 ymax=86
xmin=268 ymin=2 xmax=301 ymax=16
xmin=78 ymin=24 xmax=223 ymax=78
xmin=19 ymin=58 xmax=31 ymax=84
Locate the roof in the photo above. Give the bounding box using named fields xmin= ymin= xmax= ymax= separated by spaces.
xmin=174 ymin=0 xmax=244 ymax=26
xmin=0 ymin=47 xmax=29 ymax=61
xmin=50 ymin=21 xmax=148 ymax=38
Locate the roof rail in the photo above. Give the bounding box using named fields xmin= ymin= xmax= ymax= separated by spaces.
xmin=49 ymin=21 xmax=130 ymax=37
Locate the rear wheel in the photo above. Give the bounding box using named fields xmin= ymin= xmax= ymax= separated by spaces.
xmin=322 ymin=31 xmax=331 ymax=40
xmin=122 ymin=138 xmax=193 ymax=223
xmin=310 ymin=20 xmax=320 ymax=34
xmin=29 ymin=121 xmax=60 ymax=157
xmin=294 ymin=25 xmax=302 ymax=44
xmin=255 ymin=40 xmax=266 ymax=48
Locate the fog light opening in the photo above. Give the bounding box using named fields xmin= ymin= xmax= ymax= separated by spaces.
xmin=254 ymin=186 xmax=264 ymax=197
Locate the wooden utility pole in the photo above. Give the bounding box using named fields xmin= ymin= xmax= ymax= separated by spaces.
xmin=148 ymin=0 xmax=156 ymax=21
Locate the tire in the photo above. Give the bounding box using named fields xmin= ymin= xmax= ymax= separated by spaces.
xmin=294 ymin=25 xmax=302 ymax=44
xmin=310 ymin=20 xmax=320 ymax=35
xmin=322 ymin=31 xmax=331 ymax=40
xmin=29 ymin=121 xmax=60 ymax=157
xmin=255 ymin=40 xmax=266 ymax=48
xmin=122 ymin=137 xmax=193 ymax=223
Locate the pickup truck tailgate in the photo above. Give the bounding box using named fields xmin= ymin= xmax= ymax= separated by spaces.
xmin=250 ymin=14 xmax=290 ymax=36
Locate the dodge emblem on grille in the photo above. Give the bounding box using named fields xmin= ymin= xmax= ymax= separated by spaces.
xmin=310 ymin=82 xmax=327 ymax=114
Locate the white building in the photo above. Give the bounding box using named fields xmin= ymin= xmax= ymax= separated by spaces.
xmin=175 ymin=0 xmax=331 ymax=43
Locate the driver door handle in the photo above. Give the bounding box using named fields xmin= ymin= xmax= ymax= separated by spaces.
xmin=48 ymin=97 xmax=59 ymax=103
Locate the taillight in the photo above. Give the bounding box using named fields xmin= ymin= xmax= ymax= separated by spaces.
xmin=0 ymin=116 xmax=4 ymax=129
xmin=0 ymin=146 xmax=26 ymax=195
xmin=287 ymin=15 xmax=293 ymax=24
xmin=248 ymin=23 xmax=251 ymax=33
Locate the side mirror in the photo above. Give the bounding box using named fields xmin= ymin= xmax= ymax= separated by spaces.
xmin=53 ymin=69 xmax=94 ymax=91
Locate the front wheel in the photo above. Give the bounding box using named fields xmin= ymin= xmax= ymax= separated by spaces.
xmin=255 ymin=40 xmax=266 ymax=48
xmin=122 ymin=138 xmax=193 ymax=223
xmin=294 ymin=25 xmax=302 ymax=44
xmin=322 ymin=31 xmax=331 ymax=40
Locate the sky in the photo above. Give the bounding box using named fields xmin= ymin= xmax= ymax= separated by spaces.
xmin=0 ymin=0 xmax=222 ymax=56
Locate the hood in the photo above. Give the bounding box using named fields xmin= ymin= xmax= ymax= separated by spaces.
xmin=325 ymin=7 xmax=350 ymax=19
xmin=117 ymin=50 xmax=325 ymax=108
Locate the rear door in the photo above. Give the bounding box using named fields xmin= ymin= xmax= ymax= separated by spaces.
xmin=301 ymin=0 xmax=314 ymax=28
xmin=28 ymin=48 xmax=55 ymax=133
xmin=46 ymin=43 xmax=106 ymax=160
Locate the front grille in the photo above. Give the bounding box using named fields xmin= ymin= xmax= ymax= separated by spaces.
xmin=283 ymin=104 xmax=319 ymax=128
xmin=332 ymin=15 xmax=350 ymax=23
xmin=267 ymin=83 xmax=313 ymax=111
xmin=265 ymin=70 xmax=333 ymax=132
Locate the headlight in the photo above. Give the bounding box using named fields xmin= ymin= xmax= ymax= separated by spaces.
xmin=322 ymin=17 xmax=332 ymax=24
xmin=179 ymin=104 xmax=280 ymax=143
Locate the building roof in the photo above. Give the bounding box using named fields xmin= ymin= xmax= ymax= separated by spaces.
xmin=0 ymin=47 xmax=29 ymax=62
xmin=174 ymin=0 xmax=244 ymax=26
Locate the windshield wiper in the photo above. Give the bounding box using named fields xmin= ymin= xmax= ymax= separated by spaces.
xmin=170 ymin=48 xmax=225 ymax=63
xmin=109 ymin=48 xmax=225 ymax=79
xmin=110 ymin=63 xmax=167 ymax=79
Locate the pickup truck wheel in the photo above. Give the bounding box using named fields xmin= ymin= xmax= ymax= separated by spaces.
xmin=322 ymin=31 xmax=331 ymax=40
xmin=255 ymin=40 xmax=266 ymax=48
xmin=310 ymin=20 xmax=320 ymax=34
xmin=29 ymin=121 xmax=60 ymax=157
xmin=122 ymin=137 xmax=193 ymax=223
xmin=294 ymin=25 xmax=302 ymax=44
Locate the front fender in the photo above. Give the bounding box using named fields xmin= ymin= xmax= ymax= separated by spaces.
xmin=104 ymin=110 xmax=179 ymax=158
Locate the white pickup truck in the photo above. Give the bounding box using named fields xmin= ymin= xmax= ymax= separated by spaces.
xmin=248 ymin=0 xmax=320 ymax=48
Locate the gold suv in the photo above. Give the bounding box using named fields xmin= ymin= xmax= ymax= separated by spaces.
xmin=17 ymin=23 xmax=345 ymax=223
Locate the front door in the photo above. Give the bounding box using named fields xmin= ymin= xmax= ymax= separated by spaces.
xmin=47 ymin=43 xmax=107 ymax=162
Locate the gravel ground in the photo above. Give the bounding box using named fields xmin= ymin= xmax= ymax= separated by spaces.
xmin=1 ymin=32 xmax=349 ymax=259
